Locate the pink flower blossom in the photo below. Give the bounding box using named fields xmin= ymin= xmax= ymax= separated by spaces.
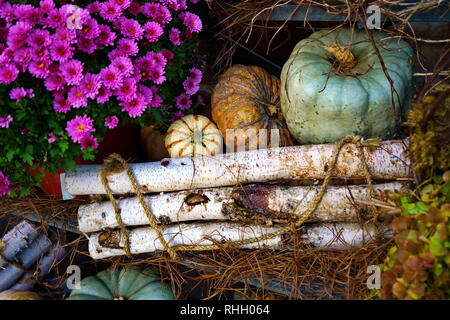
xmin=66 ymin=115 xmax=95 ymax=143
xmin=59 ymin=59 xmax=84 ymax=85
xmin=0 ymin=171 xmax=11 ymax=197
xmin=86 ymin=2 xmax=101 ymax=14
xmin=117 ymin=38 xmax=138 ymax=56
xmin=104 ymin=116 xmax=119 ymax=129
xmin=9 ymin=87 xmax=27 ymax=102
xmin=77 ymin=37 xmax=97 ymax=54
xmin=46 ymin=9 xmax=65 ymax=28
xmin=45 ymin=73 xmax=65 ymax=91
xmin=29 ymin=29 xmax=51 ymax=48
xmin=0 ymin=115 xmax=13 ymax=128
xmin=112 ymin=56 xmax=133 ymax=77
xmin=54 ymin=28 xmax=76 ymax=43
xmin=96 ymin=24 xmax=116 ymax=46
xmin=68 ymin=86 xmax=88 ymax=108
xmin=7 ymin=21 xmax=32 ymax=49
xmin=28 ymin=59 xmax=50 ymax=78
xmin=120 ymin=17 xmax=143 ymax=40
xmin=48 ymin=132 xmax=58 ymax=143
xmin=143 ymin=21 xmax=163 ymax=42
xmin=100 ymin=1 xmax=122 ymax=21
xmin=149 ymin=86 xmax=162 ymax=108
xmin=53 ymin=94 xmax=70 ymax=113
xmin=78 ymin=17 xmax=100 ymax=39
xmin=100 ymin=65 xmax=123 ymax=89
xmin=96 ymin=86 xmax=112 ymax=104
xmin=189 ymin=68 xmax=202 ymax=83
xmin=116 ymin=78 xmax=137 ymax=102
xmin=121 ymin=94 xmax=147 ymax=118
xmin=128 ymin=2 xmax=142 ymax=15
xmin=50 ymin=40 xmax=73 ymax=62
xmin=0 ymin=64 xmax=18 ymax=84
xmin=149 ymin=65 xmax=166 ymax=85
xmin=183 ymin=77 xmax=200 ymax=95
xmin=80 ymin=134 xmax=99 ymax=149
xmin=81 ymin=73 xmax=101 ymax=99
xmin=175 ymin=93 xmax=192 ymax=110
xmin=169 ymin=28 xmax=183 ymax=46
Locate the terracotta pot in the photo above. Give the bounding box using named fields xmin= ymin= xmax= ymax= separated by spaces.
xmin=30 ymin=123 xmax=141 ymax=198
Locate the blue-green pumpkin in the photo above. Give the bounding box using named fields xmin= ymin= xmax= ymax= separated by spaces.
xmin=280 ymin=28 xmax=414 ymax=144
xmin=66 ymin=266 xmax=174 ymax=300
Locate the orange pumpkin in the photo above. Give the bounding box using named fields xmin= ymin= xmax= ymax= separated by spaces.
xmin=211 ymin=65 xmax=293 ymax=152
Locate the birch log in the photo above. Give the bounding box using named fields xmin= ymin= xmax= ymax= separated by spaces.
xmin=65 ymin=140 xmax=411 ymax=195
xmin=88 ymin=222 xmax=386 ymax=259
xmin=78 ymin=182 xmax=407 ymax=233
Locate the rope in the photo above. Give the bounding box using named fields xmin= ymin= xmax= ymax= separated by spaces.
xmin=100 ymin=154 xmax=178 ymax=260
xmin=100 ymin=136 xmax=381 ymax=259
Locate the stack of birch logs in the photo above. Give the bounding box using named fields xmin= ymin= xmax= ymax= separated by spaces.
xmin=64 ymin=140 xmax=412 ymax=259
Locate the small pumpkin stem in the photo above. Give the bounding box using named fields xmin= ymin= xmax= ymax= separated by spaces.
xmin=324 ymin=43 xmax=357 ymax=70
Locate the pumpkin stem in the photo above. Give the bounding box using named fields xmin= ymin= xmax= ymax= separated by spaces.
xmin=324 ymin=43 xmax=357 ymax=71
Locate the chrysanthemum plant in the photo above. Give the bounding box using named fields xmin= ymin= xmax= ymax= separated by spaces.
xmin=0 ymin=0 xmax=206 ymax=197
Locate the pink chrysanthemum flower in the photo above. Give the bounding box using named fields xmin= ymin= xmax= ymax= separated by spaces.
xmin=147 ymin=52 xmax=167 ymax=67
xmin=100 ymin=66 xmax=123 ymax=89
xmin=59 ymin=59 xmax=84 ymax=85
xmin=45 ymin=73 xmax=65 ymax=91
xmin=169 ymin=28 xmax=183 ymax=46
xmin=0 ymin=64 xmax=18 ymax=84
xmin=81 ymin=73 xmax=101 ymax=99
xmin=112 ymin=0 xmax=131 ymax=10
xmin=96 ymin=86 xmax=112 ymax=104
xmin=149 ymin=86 xmax=162 ymax=108
xmin=68 ymin=86 xmax=88 ymax=108
xmin=6 ymin=21 xmax=32 ymax=49
xmin=100 ymin=1 xmax=122 ymax=21
xmin=31 ymin=47 xmax=49 ymax=61
xmin=50 ymin=40 xmax=73 ymax=62
xmin=54 ymin=28 xmax=76 ymax=43
xmin=180 ymin=12 xmax=202 ymax=33
xmin=175 ymin=93 xmax=192 ymax=110
xmin=0 ymin=115 xmax=13 ymax=128
xmin=40 ymin=0 xmax=55 ymax=13
xmin=128 ymin=2 xmax=142 ymax=15
xmin=86 ymin=1 xmax=101 ymax=13
xmin=13 ymin=47 xmax=32 ymax=66
xmin=66 ymin=115 xmax=95 ymax=143
xmin=77 ymin=37 xmax=97 ymax=54
xmin=137 ymin=84 xmax=153 ymax=104
xmin=121 ymin=94 xmax=147 ymax=118
xmin=112 ymin=56 xmax=133 ymax=77
xmin=143 ymin=21 xmax=163 ymax=42
xmin=189 ymin=68 xmax=202 ymax=83
xmin=79 ymin=18 xmax=100 ymax=39
xmin=80 ymin=134 xmax=99 ymax=150
xmin=46 ymin=8 xmax=65 ymax=28
xmin=9 ymin=87 xmax=27 ymax=102
xmin=149 ymin=66 xmax=166 ymax=85
xmin=117 ymin=38 xmax=138 ymax=56
xmin=0 ymin=48 xmax=14 ymax=65
xmin=105 ymin=116 xmax=119 ymax=129
xmin=142 ymin=3 xmax=159 ymax=17
xmin=14 ymin=4 xmax=41 ymax=26
xmin=0 ymin=171 xmax=11 ymax=197
xmin=183 ymin=77 xmax=200 ymax=95
xmin=116 ymin=78 xmax=137 ymax=102
xmin=29 ymin=29 xmax=51 ymax=48
xmin=96 ymin=25 xmax=116 ymax=46
xmin=26 ymin=89 xmax=34 ymax=98
xmin=120 ymin=18 xmax=143 ymax=40
xmin=170 ymin=111 xmax=184 ymax=123
xmin=48 ymin=132 xmax=58 ymax=143
xmin=53 ymin=94 xmax=70 ymax=113
xmin=154 ymin=5 xmax=172 ymax=25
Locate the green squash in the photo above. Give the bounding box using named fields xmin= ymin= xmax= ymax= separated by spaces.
xmin=66 ymin=266 xmax=174 ymax=300
xmin=280 ymin=28 xmax=414 ymax=144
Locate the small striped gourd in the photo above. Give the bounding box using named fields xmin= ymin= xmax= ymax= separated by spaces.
xmin=165 ymin=114 xmax=222 ymax=158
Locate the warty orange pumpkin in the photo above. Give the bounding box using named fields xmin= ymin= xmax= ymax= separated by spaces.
xmin=211 ymin=65 xmax=293 ymax=152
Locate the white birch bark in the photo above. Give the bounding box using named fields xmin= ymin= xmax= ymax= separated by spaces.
xmin=64 ymin=140 xmax=411 ymax=196
xmin=78 ymin=182 xmax=407 ymax=233
xmin=88 ymin=222 xmax=388 ymax=259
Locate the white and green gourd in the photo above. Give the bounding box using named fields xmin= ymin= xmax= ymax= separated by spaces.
xmin=66 ymin=266 xmax=174 ymax=300
xmin=281 ymin=28 xmax=414 ymax=144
